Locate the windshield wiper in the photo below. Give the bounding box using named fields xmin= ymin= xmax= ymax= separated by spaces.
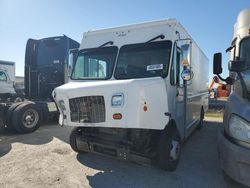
xmin=145 ymin=34 xmax=165 ymax=44
xmin=79 ymin=41 xmax=114 ymax=53
xmin=126 ymin=34 xmax=165 ymax=51
xmin=98 ymin=41 xmax=113 ymax=48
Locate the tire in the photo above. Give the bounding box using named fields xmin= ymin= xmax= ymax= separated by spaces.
xmin=156 ymin=124 xmax=181 ymax=171
xmin=197 ymin=107 xmax=204 ymax=130
xmin=0 ymin=117 xmax=5 ymax=134
xmin=70 ymin=127 xmax=85 ymax=153
xmin=6 ymin=102 xmax=24 ymax=130
xmin=12 ymin=103 xmax=42 ymax=134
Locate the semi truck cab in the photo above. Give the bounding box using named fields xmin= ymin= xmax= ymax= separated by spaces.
xmin=0 ymin=36 xmax=79 ymax=134
xmin=214 ymin=8 xmax=250 ymax=186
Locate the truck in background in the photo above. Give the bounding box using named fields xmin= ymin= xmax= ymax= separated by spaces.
xmin=53 ymin=19 xmax=209 ymax=171
xmin=0 ymin=60 xmax=16 ymax=101
xmin=0 ymin=35 xmax=79 ymax=134
xmin=213 ymin=8 xmax=250 ymax=186
xmin=208 ymin=76 xmax=231 ymax=99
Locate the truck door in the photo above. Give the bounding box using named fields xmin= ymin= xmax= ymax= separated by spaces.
xmin=179 ymin=41 xmax=198 ymax=137
xmin=170 ymin=44 xmax=185 ymax=139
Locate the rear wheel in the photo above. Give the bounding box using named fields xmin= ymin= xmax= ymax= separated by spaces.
xmin=12 ymin=103 xmax=42 ymax=134
xmin=0 ymin=117 xmax=5 ymax=133
xmin=156 ymin=124 xmax=181 ymax=171
xmin=6 ymin=102 xmax=30 ymax=131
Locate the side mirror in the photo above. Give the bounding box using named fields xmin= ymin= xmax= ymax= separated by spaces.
xmin=213 ymin=53 xmax=222 ymax=74
xmin=180 ymin=44 xmax=190 ymax=51
xmin=228 ymin=60 xmax=247 ymax=72
xmin=181 ymin=69 xmax=193 ymax=81
xmin=68 ymin=48 xmax=78 ymax=66
xmin=68 ymin=48 xmax=78 ymax=76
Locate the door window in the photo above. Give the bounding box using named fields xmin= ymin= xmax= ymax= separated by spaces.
xmin=170 ymin=44 xmax=183 ymax=86
xmin=0 ymin=71 xmax=7 ymax=81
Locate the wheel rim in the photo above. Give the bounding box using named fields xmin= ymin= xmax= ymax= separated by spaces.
xmin=22 ymin=109 xmax=39 ymax=128
xmin=170 ymin=139 xmax=180 ymax=161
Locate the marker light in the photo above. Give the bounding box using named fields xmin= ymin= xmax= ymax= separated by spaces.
xmin=113 ymin=113 xmax=122 ymax=120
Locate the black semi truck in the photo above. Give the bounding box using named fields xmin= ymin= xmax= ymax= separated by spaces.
xmin=0 ymin=35 xmax=79 ymax=133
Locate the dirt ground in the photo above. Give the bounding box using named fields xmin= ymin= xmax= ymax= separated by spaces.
xmin=0 ymin=119 xmax=247 ymax=188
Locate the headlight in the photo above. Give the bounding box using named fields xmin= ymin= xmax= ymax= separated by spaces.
xmin=111 ymin=93 xmax=124 ymax=107
xmin=58 ymin=100 xmax=66 ymax=111
xmin=229 ymin=114 xmax=250 ymax=143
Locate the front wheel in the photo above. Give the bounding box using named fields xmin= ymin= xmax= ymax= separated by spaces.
xmin=70 ymin=127 xmax=86 ymax=154
xmin=155 ymin=125 xmax=181 ymax=171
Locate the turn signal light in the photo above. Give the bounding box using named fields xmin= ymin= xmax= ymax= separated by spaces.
xmin=113 ymin=113 xmax=122 ymax=120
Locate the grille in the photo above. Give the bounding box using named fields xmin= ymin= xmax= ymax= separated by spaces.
xmin=69 ymin=96 xmax=105 ymax=123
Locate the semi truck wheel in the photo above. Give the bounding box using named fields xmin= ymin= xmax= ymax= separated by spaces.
xmin=0 ymin=118 xmax=5 ymax=133
xmin=70 ymin=127 xmax=85 ymax=153
xmin=6 ymin=102 xmax=24 ymax=130
xmin=12 ymin=103 xmax=42 ymax=134
xmin=156 ymin=124 xmax=181 ymax=171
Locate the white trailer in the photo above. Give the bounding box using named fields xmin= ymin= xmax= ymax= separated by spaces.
xmin=53 ymin=19 xmax=209 ymax=171
xmin=214 ymin=8 xmax=250 ymax=186
xmin=0 ymin=60 xmax=15 ymax=95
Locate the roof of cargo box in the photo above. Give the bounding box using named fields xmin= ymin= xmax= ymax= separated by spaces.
xmin=0 ymin=60 xmax=15 ymax=66
xmin=83 ymin=19 xmax=178 ymax=36
xmin=80 ymin=19 xmax=189 ymax=49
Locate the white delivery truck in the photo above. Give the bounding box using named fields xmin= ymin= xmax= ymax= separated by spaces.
xmin=53 ymin=19 xmax=209 ymax=171
xmin=213 ymin=8 xmax=250 ymax=186
xmin=0 ymin=60 xmax=16 ymax=98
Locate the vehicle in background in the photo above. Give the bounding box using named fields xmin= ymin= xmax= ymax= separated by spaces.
xmin=208 ymin=76 xmax=231 ymax=99
xmin=214 ymin=8 xmax=250 ymax=186
xmin=0 ymin=61 xmax=17 ymax=101
xmin=53 ymin=19 xmax=209 ymax=171
xmin=0 ymin=35 xmax=79 ymax=134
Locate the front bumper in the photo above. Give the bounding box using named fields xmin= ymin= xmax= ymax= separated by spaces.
xmin=76 ymin=133 xmax=151 ymax=165
xmin=218 ymin=131 xmax=250 ymax=186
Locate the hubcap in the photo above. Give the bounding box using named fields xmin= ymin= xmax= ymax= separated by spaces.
xmin=22 ymin=109 xmax=39 ymax=128
xmin=170 ymin=140 xmax=180 ymax=161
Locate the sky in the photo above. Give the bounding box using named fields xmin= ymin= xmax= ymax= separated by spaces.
xmin=0 ymin=0 xmax=250 ymax=80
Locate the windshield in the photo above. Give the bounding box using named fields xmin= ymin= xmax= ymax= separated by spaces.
xmin=239 ymin=37 xmax=250 ymax=96
xmin=71 ymin=46 xmax=118 ymax=80
xmin=240 ymin=37 xmax=250 ymax=69
xmin=114 ymin=41 xmax=172 ymax=79
xmin=37 ymin=37 xmax=66 ymax=67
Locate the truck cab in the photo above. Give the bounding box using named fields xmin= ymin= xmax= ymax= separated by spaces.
xmin=214 ymin=8 xmax=250 ymax=186
xmin=0 ymin=61 xmax=16 ymax=101
xmin=0 ymin=70 xmax=15 ymax=95
xmin=53 ymin=19 xmax=209 ymax=171
xmin=0 ymin=36 xmax=79 ymax=134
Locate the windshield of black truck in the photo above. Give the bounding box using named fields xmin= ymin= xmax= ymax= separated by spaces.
xmin=37 ymin=38 xmax=66 ymax=67
xmin=114 ymin=41 xmax=172 ymax=79
xmin=239 ymin=37 xmax=250 ymax=96
xmin=240 ymin=37 xmax=250 ymax=69
xmin=71 ymin=46 xmax=118 ymax=80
